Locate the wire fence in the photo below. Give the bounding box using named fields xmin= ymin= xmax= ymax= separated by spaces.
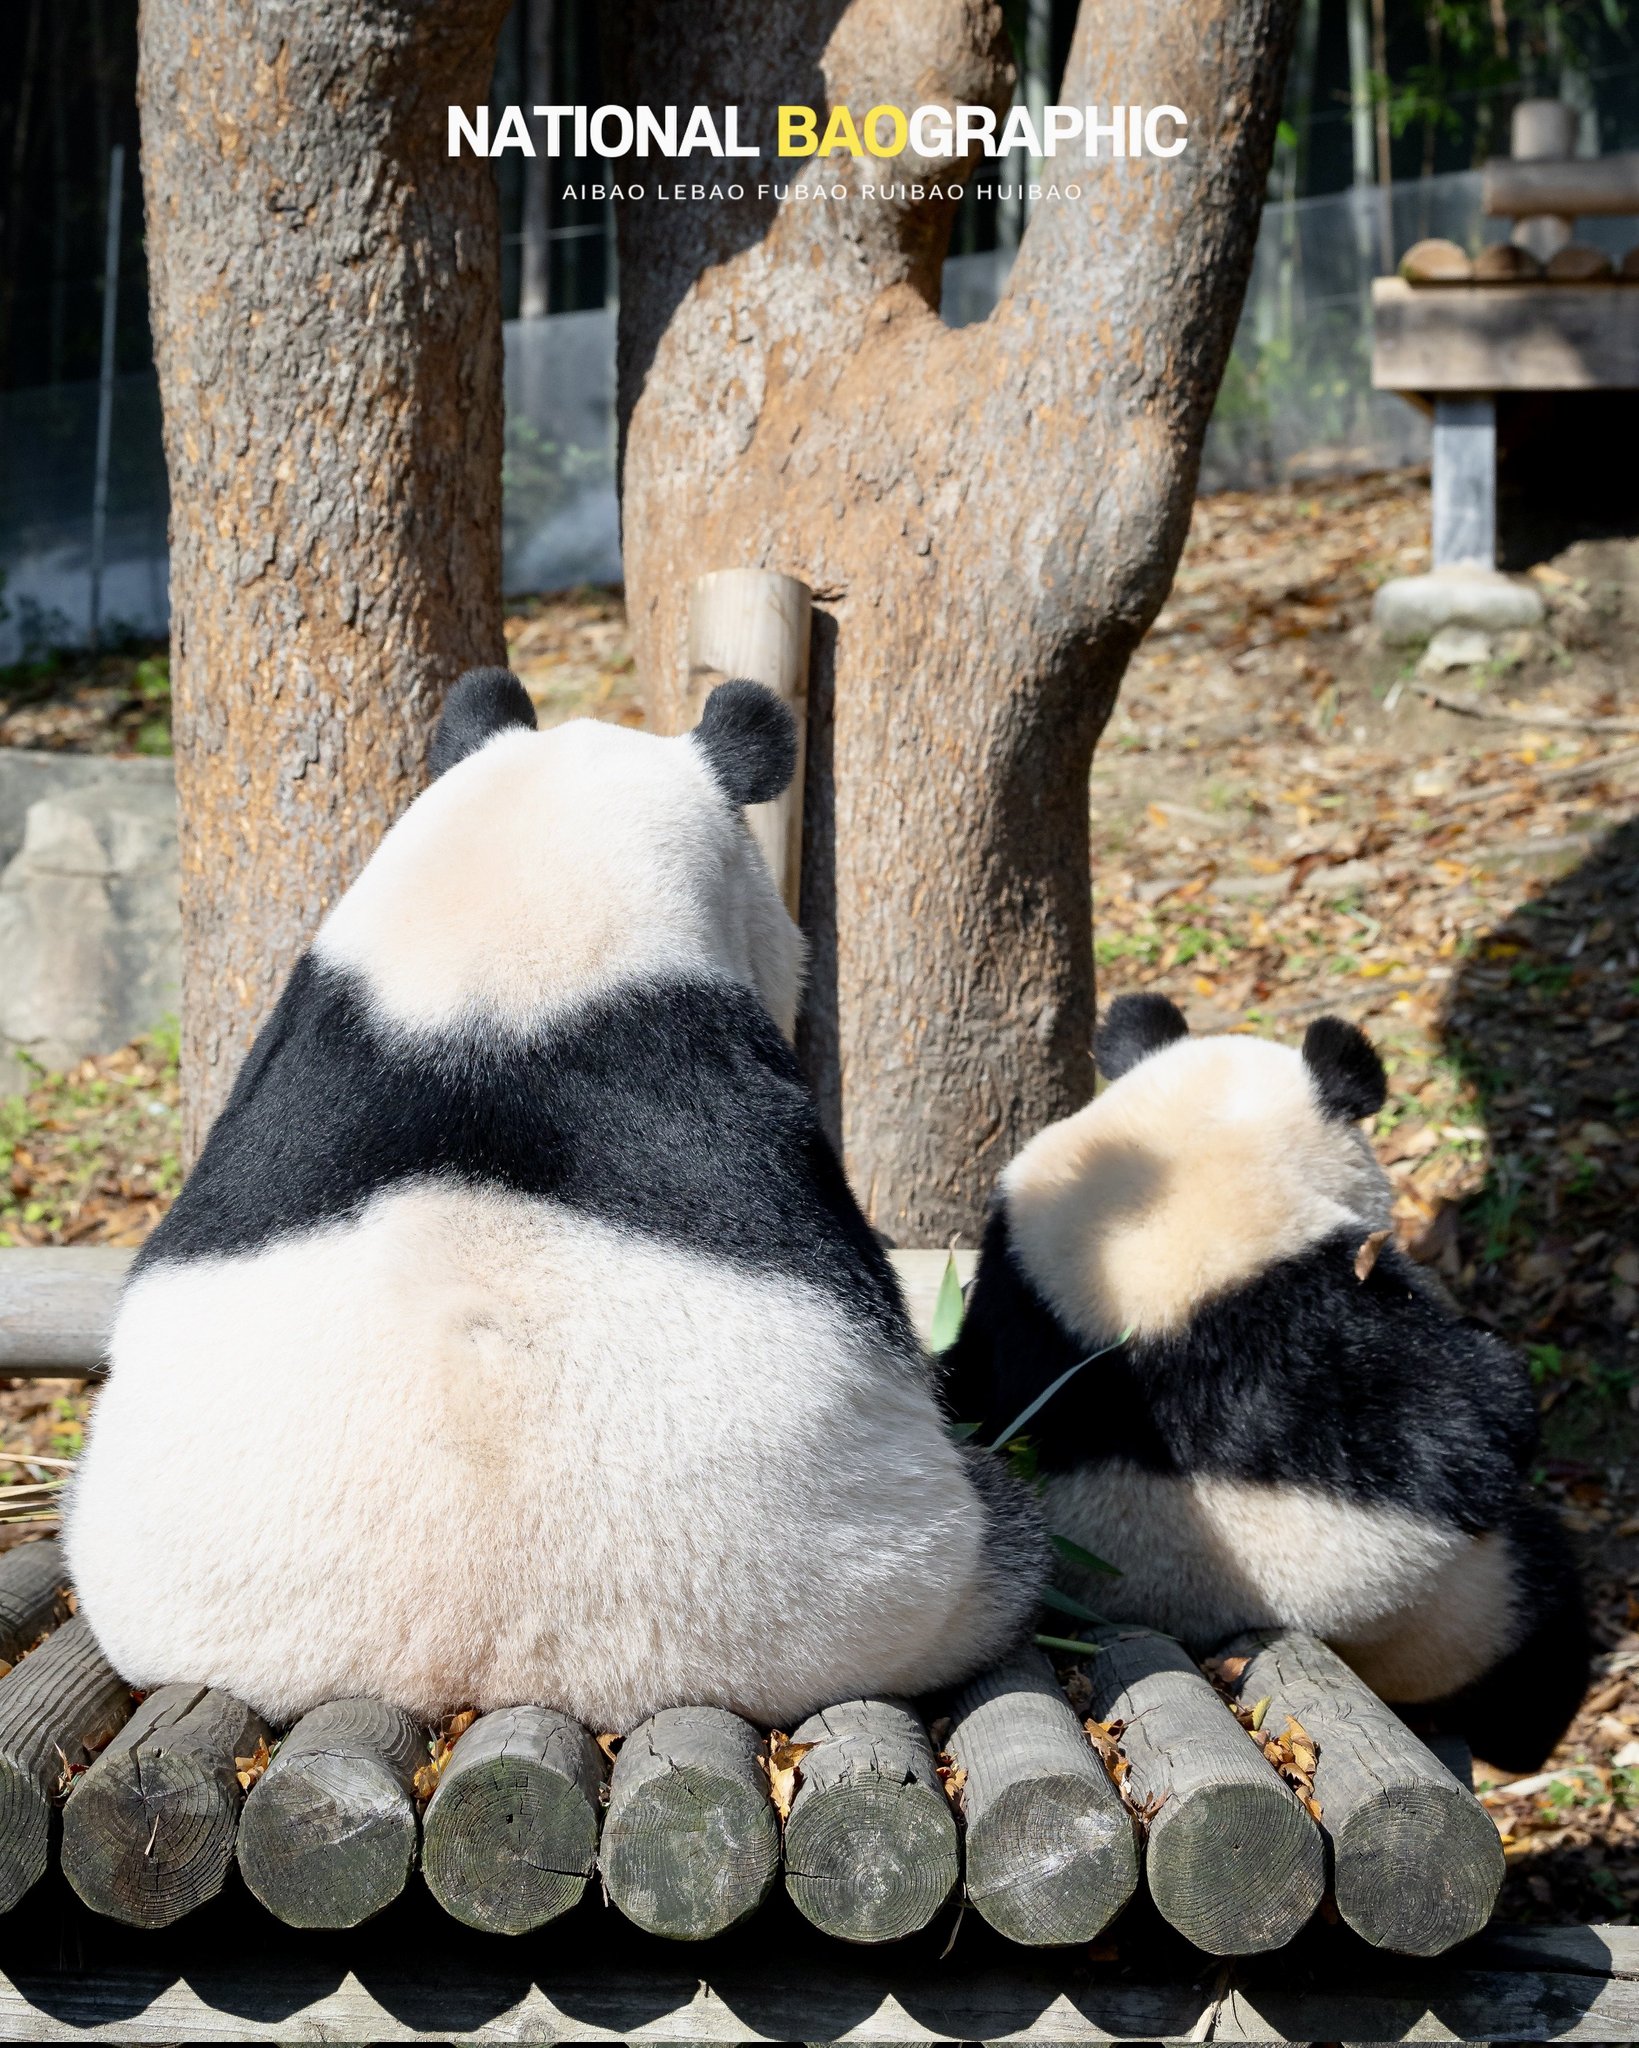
xmin=4 ymin=170 xmax=1635 ymax=660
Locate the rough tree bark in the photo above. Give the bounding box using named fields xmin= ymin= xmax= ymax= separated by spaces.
xmin=617 ymin=0 xmax=1300 ymax=1242
xmin=140 ymin=0 xmax=512 ymax=1153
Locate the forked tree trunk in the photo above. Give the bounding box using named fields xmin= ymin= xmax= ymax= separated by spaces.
xmin=140 ymin=0 xmax=512 ymax=1154
xmin=618 ymin=0 xmax=1298 ymax=1242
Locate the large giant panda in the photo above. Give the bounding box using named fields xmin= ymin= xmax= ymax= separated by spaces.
xmin=944 ymin=992 xmax=1587 ymax=1772
xmin=67 ymin=672 xmax=1043 ymax=1731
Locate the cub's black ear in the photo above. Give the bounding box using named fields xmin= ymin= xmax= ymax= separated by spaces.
xmin=1095 ymin=993 xmax=1189 ymax=1081
xmin=429 ymin=668 xmax=537 ymax=780
xmin=1303 ymin=1015 xmax=1387 ymax=1121
xmin=693 ymin=680 xmax=798 ymax=806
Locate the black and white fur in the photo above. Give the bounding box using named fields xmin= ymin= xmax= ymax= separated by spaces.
xmin=68 ymin=674 xmax=1043 ymax=1730
xmin=944 ymin=993 xmax=1586 ymax=1772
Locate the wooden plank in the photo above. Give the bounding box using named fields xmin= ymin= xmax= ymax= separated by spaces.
xmin=943 ymin=1650 xmax=1138 ymax=1946
xmin=0 ymin=1541 xmax=71 ymax=1663
xmin=237 ymin=1698 xmax=422 ymax=1929
xmin=687 ymin=568 xmax=812 ymax=923
xmin=420 ymin=1706 xmax=601 ymax=1935
xmin=0 ymin=1616 xmax=131 ymax=1912
xmin=1218 ymin=1629 xmax=1503 ymax=1955
xmin=1085 ymin=1626 xmax=1323 ymax=1956
xmin=600 ymin=1705 xmax=778 ymax=1940
xmin=1372 ymin=276 xmax=1639 ymax=393
xmin=2 ymin=1922 xmax=1639 ymax=2041
xmin=0 ymin=1248 xmax=130 ymax=1376
xmin=60 ymin=1684 xmax=267 ymax=1928
xmin=783 ymin=1697 xmax=959 ymax=1944
xmin=3 ymin=1248 xmax=970 ymax=1371
xmin=1484 ymin=149 xmax=1639 ymax=218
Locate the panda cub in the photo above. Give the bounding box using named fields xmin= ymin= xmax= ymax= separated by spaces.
xmin=944 ymin=992 xmax=1587 ymax=1772
xmin=68 ymin=672 xmax=1042 ymax=1731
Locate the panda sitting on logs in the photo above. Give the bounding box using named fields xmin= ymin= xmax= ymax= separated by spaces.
xmin=943 ymin=992 xmax=1587 ymax=1773
xmin=68 ymin=672 xmax=1044 ymax=1733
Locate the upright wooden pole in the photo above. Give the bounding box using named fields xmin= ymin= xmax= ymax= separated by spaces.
xmin=687 ymin=570 xmax=811 ymax=924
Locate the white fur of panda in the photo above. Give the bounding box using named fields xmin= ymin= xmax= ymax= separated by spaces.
xmin=67 ymin=673 xmax=1042 ymax=1731
xmin=943 ymin=993 xmax=1586 ymax=1772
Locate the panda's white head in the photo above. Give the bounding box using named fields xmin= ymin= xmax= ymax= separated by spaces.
xmin=1003 ymin=994 xmax=1393 ymax=1344
xmin=315 ymin=670 xmax=805 ymax=1039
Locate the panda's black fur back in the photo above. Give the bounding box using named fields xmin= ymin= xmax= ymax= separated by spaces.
xmin=138 ymin=954 xmax=912 ymax=1351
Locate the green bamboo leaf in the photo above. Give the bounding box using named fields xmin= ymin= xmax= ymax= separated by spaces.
xmin=987 ymin=1328 xmax=1133 ymax=1451
xmin=1039 ymin=1584 xmax=1111 ymax=1626
xmin=1050 ymin=1532 xmax=1123 ymax=1578
xmin=946 ymin=1420 xmax=981 ymax=1442
xmin=1034 ymin=1633 xmax=1106 ymax=1657
xmin=928 ymin=1254 xmax=966 ymax=1353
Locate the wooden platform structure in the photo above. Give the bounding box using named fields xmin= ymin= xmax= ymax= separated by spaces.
xmin=0 ymin=1240 xmax=1575 ymax=2042
xmin=1372 ymin=98 xmax=1639 ymax=571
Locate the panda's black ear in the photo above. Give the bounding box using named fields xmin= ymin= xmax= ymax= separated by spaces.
xmin=429 ymin=668 xmax=537 ymax=780
xmin=1095 ymin=993 xmax=1189 ymax=1081
xmin=693 ymin=680 xmax=798 ymax=806
xmin=1303 ymin=1015 xmax=1387 ymax=1121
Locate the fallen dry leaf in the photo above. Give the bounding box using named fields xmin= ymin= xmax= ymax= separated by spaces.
xmin=413 ymin=1707 xmax=478 ymax=1802
xmin=1355 ymin=1227 xmax=1392 ymax=1281
xmin=761 ymin=1732 xmax=813 ymax=1820
xmin=234 ymin=1737 xmax=272 ymax=1793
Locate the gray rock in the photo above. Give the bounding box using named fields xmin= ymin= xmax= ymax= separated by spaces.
xmin=0 ymin=754 xmax=179 ymax=1095
xmin=1372 ymin=569 xmax=1545 ymax=645
xmin=1418 ymin=625 xmax=1494 ymax=674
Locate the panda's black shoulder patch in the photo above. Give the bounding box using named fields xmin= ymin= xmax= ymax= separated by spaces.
xmin=429 ymin=668 xmax=537 ymax=780
xmin=1303 ymin=1015 xmax=1387 ymax=1121
xmin=134 ymin=955 xmax=913 ymax=1352
xmin=693 ymin=680 xmax=798 ymax=806
xmin=1095 ymin=993 xmax=1189 ymax=1082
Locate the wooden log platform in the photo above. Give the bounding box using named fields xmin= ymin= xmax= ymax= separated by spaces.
xmin=1219 ymin=1628 xmax=1504 ymax=1955
xmin=237 ymin=1697 xmax=422 ymax=1929
xmin=1372 ymin=275 xmax=1639 ymax=393
xmin=1086 ymin=1625 xmax=1324 ymax=1956
xmin=60 ymin=1685 xmax=267 ymax=1928
xmin=0 ymin=1541 xmax=71 ymax=1664
xmin=420 ymin=1706 xmax=602 ymax=1935
xmin=0 ymin=1615 xmax=131 ymax=1913
xmin=600 ymin=1706 xmax=779 ymax=1940
xmin=943 ymin=1650 xmax=1138 ymax=1946
xmin=783 ymin=1698 xmax=959 ymax=1944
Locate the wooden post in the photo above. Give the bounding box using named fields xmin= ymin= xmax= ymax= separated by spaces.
xmin=420 ymin=1706 xmax=602 ymax=1935
xmin=60 ymin=1684 xmax=267 ymax=1928
xmin=1085 ymin=1627 xmax=1325 ymax=1956
xmin=238 ymin=1698 xmax=423 ymax=1929
xmin=0 ymin=1616 xmax=131 ymax=1913
xmin=782 ymin=1698 xmax=958 ymax=1944
xmin=601 ymin=1707 xmax=779 ymax=1940
xmin=1507 ymin=99 xmax=1581 ymax=263
xmin=1431 ymin=398 xmax=1497 ymax=570
xmin=0 ymin=1248 xmax=131 ymax=1376
xmin=0 ymin=1542 xmax=72 ymax=1663
xmin=687 ymin=569 xmax=812 ymax=924
xmin=1219 ymin=1629 xmax=1503 ymax=1955
xmin=943 ymin=1651 xmax=1139 ymax=1947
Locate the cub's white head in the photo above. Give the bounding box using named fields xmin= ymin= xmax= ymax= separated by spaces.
xmin=1005 ymin=994 xmax=1393 ymax=1342
xmin=316 ymin=670 xmax=804 ymax=1039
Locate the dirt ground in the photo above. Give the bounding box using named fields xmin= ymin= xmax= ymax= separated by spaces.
xmin=4 ymin=468 xmax=1638 ymax=1920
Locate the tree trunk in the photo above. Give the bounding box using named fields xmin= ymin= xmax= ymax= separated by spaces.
xmin=139 ymin=0 xmax=512 ymax=1155
xmin=617 ymin=0 xmax=1298 ymax=1243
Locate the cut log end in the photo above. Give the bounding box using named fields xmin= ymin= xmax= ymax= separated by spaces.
xmin=238 ymin=1698 xmax=423 ymax=1930
xmin=420 ymin=1706 xmax=602 ymax=1936
xmin=1399 ymin=239 xmax=1473 ymax=284
xmin=783 ymin=1700 xmax=958 ymax=1945
xmin=601 ymin=1706 xmax=778 ymax=1940
xmin=60 ymin=1683 xmax=265 ymax=1929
